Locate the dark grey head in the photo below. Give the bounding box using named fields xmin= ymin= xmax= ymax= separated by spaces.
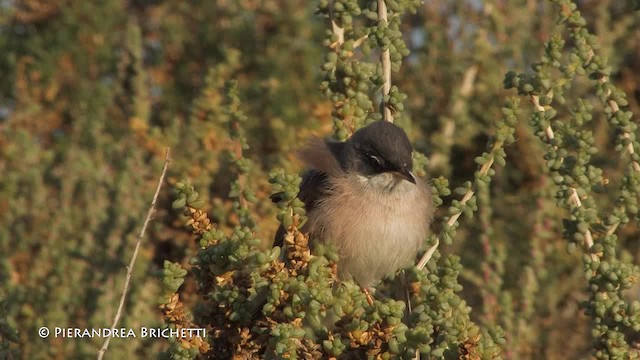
xmin=337 ymin=121 xmax=416 ymax=184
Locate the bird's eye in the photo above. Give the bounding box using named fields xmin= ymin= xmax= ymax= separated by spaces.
xmin=368 ymin=154 xmax=384 ymax=168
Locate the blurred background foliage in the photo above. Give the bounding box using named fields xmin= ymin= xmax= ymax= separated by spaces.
xmin=0 ymin=0 xmax=639 ymax=359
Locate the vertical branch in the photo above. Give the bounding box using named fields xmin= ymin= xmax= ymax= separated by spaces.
xmin=225 ymin=80 xmax=256 ymax=228
xmin=97 ymin=148 xmax=171 ymax=360
xmin=530 ymin=95 xmax=598 ymax=262
xmin=377 ymin=0 xmax=393 ymax=123
xmin=321 ymin=0 xmax=372 ymax=139
xmin=599 ymin=72 xmax=640 ymax=236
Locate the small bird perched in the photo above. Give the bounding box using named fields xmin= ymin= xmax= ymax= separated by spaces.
xmin=275 ymin=120 xmax=433 ymax=289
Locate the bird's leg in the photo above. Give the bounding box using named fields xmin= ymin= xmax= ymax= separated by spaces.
xmin=363 ymin=287 xmax=374 ymax=306
xmin=400 ymin=270 xmax=412 ymax=324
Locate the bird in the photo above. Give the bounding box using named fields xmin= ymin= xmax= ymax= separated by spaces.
xmin=274 ymin=120 xmax=433 ymax=290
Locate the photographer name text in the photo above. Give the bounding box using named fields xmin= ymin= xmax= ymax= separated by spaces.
xmin=38 ymin=326 xmax=206 ymax=339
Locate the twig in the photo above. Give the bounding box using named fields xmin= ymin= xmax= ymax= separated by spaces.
xmin=569 ymin=188 xmax=595 ymax=250
xmin=353 ymin=34 xmax=369 ymax=48
xmin=592 ymin=61 xmax=639 ymax=237
xmin=531 ymin=95 xmax=599 ymax=262
xmin=529 ymin=95 xmax=556 ymax=142
xmin=583 ymin=49 xmax=640 ymax=174
xmin=417 ymin=145 xmax=498 ymax=270
xmin=600 ymin=76 xmax=640 ymax=173
xmin=416 ymin=237 xmax=439 ymax=270
xmin=97 ymin=148 xmax=171 ymax=360
xmin=377 ymin=0 xmax=393 ymax=123
xmin=328 ymin=0 xmax=344 ymax=46
xmin=232 ymin=127 xmax=249 ymax=211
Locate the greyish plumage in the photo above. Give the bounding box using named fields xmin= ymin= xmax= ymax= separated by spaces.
xmin=275 ymin=121 xmax=433 ymax=288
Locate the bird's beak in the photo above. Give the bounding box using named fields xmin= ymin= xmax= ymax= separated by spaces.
xmin=393 ymin=168 xmax=417 ymax=184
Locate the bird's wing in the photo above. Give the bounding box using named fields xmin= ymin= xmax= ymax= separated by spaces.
xmin=272 ymin=137 xmax=343 ymax=247
xmin=254 ymin=170 xmax=330 ymax=320
xmin=271 ymin=169 xmax=330 ymax=247
xmin=268 ymin=169 xmax=328 ymax=206
xmin=298 ymin=169 xmax=331 ymax=210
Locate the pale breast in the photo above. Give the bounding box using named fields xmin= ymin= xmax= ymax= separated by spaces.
xmin=306 ymin=173 xmax=433 ymax=288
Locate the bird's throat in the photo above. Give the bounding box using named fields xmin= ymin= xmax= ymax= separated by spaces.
xmin=356 ymin=172 xmax=413 ymax=193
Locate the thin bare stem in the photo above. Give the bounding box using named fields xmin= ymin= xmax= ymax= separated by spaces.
xmin=416 ymin=237 xmax=439 ymax=270
xmin=430 ymin=65 xmax=478 ymax=170
xmin=378 ymin=0 xmax=393 ymax=123
xmin=97 ymin=148 xmax=171 ymax=360
xmin=417 ymin=67 xmax=479 ymax=270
